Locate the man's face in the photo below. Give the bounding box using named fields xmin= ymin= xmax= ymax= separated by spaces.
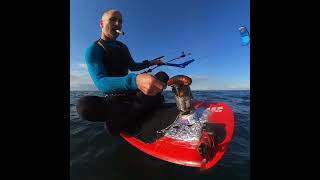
xmin=100 ymin=11 xmax=122 ymax=40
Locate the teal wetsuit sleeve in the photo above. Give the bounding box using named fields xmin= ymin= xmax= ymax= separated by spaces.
xmin=85 ymin=44 xmax=138 ymax=94
xmin=125 ymin=45 xmax=150 ymax=71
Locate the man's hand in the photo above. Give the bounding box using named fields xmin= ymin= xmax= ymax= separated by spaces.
xmin=149 ymin=59 xmax=164 ymax=66
xmin=136 ymin=73 xmax=166 ymax=96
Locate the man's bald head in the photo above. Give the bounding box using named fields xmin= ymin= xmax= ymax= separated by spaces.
xmin=101 ymin=9 xmax=122 ymax=21
xmin=100 ymin=9 xmax=123 ymax=41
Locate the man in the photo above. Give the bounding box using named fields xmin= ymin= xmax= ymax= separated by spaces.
xmin=76 ymin=9 xmax=169 ymax=135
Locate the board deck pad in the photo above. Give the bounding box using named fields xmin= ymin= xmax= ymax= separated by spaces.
xmin=120 ymin=102 xmax=235 ymax=171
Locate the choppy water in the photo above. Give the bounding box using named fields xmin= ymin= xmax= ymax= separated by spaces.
xmin=70 ymin=90 xmax=250 ymax=180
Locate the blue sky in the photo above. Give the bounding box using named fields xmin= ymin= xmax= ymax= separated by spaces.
xmin=70 ymin=0 xmax=250 ymax=90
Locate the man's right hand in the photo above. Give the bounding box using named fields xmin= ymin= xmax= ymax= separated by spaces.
xmin=136 ymin=73 xmax=166 ymax=96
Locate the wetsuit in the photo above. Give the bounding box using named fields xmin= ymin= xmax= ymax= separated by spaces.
xmin=76 ymin=39 xmax=169 ymax=135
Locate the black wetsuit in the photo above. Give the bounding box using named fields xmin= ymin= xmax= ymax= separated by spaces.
xmin=76 ymin=39 xmax=169 ymax=135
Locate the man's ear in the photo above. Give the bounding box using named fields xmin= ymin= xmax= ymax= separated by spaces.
xmin=100 ymin=20 xmax=104 ymax=28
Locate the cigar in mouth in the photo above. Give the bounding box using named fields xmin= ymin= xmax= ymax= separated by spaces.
xmin=116 ymin=30 xmax=125 ymax=35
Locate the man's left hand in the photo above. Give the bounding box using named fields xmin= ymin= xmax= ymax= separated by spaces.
xmin=150 ymin=59 xmax=164 ymax=66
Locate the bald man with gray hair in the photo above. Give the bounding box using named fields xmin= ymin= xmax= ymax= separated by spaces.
xmin=100 ymin=9 xmax=123 ymax=41
xmin=77 ymin=9 xmax=170 ymax=135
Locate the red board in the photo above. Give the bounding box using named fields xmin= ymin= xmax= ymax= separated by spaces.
xmin=120 ymin=102 xmax=235 ymax=171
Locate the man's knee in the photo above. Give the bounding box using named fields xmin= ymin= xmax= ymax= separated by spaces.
xmin=155 ymin=71 xmax=169 ymax=84
xmin=76 ymin=96 xmax=102 ymax=121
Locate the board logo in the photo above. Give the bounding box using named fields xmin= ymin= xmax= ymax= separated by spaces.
xmin=210 ymin=106 xmax=223 ymax=112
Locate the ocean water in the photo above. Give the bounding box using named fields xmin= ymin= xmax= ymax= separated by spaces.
xmin=70 ymin=90 xmax=250 ymax=180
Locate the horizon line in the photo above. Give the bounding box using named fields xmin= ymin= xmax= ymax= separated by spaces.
xmin=70 ymin=89 xmax=250 ymax=92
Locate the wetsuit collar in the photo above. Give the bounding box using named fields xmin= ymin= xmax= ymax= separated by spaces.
xmin=99 ymin=38 xmax=121 ymax=48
